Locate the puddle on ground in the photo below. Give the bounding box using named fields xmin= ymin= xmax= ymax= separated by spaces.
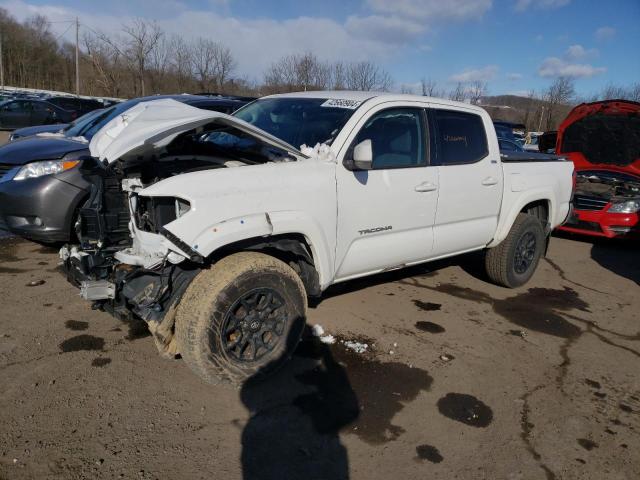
xmin=91 ymin=357 xmax=111 ymax=367
xmin=124 ymin=318 xmax=152 ymax=340
xmin=26 ymin=279 xmax=46 ymax=287
xmin=585 ymin=379 xmax=602 ymax=389
xmin=292 ymin=338 xmax=433 ymax=444
xmin=437 ymin=393 xmax=493 ymax=428
xmin=426 ymin=284 xmax=587 ymax=339
xmin=65 ymin=320 xmax=89 ymax=331
xmin=577 ymin=438 xmax=598 ymax=451
xmin=415 ymin=444 xmax=443 ymax=463
xmin=415 ymin=321 xmax=445 ymax=333
xmin=59 ymin=335 xmax=105 ymax=352
xmin=619 ymin=403 xmax=633 ymax=413
xmin=412 ymin=300 xmax=442 ymax=311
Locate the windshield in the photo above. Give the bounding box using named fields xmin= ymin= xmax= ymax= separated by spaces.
xmin=71 ymin=99 xmax=142 ymax=140
xmin=63 ymin=108 xmax=106 ymax=137
xmin=233 ymin=98 xmax=360 ymax=149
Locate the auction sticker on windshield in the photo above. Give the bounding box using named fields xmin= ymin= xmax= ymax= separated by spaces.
xmin=321 ymin=99 xmax=363 ymax=109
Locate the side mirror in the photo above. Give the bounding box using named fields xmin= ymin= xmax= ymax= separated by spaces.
xmin=344 ymin=139 xmax=373 ymax=171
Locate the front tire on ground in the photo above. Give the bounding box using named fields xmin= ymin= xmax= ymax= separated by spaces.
xmin=175 ymin=252 xmax=307 ymax=385
xmin=485 ymin=213 xmax=545 ymax=288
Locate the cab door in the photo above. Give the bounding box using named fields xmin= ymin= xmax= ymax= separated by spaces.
xmin=334 ymin=104 xmax=439 ymax=281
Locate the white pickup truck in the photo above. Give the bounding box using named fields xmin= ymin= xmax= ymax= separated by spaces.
xmin=60 ymin=92 xmax=574 ymax=384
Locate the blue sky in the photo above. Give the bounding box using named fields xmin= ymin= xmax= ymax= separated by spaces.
xmin=3 ymin=0 xmax=639 ymax=96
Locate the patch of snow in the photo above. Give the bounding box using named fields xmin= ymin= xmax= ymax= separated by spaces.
xmin=300 ymin=143 xmax=335 ymax=162
xmin=36 ymin=132 xmax=64 ymax=138
xmin=319 ymin=334 xmax=336 ymax=344
xmin=311 ymin=324 xmax=325 ymax=337
xmin=342 ymin=340 xmax=368 ymax=354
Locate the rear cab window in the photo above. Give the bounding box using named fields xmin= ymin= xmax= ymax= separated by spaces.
xmin=432 ymin=109 xmax=488 ymax=165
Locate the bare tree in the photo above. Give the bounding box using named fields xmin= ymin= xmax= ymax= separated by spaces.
xmin=122 ymin=19 xmax=163 ymax=96
xmin=448 ymin=82 xmax=466 ymax=102
xmin=83 ymin=32 xmax=126 ymax=97
xmin=468 ymin=80 xmax=487 ymax=105
xmin=420 ymin=77 xmax=439 ymax=97
xmin=264 ymin=52 xmax=333 ymax=93
xmin=543 ymin=76 xmax=575 ymax=130
xmin=332 ymin=62 xmax=346 ymax=90
xmin=346 ymin=61 xmax=392 ymax=91
xmin=521 ymin=89 xmax=537 ymax=131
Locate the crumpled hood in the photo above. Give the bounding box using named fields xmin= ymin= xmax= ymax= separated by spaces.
xmin=89 ymin=98 xmax=305 ymax=163
xmin=0 ymin=135 xmax=88 ymax=166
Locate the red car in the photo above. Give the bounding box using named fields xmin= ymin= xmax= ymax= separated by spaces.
xmin=557 ymin=100 xmax=640 ymax=238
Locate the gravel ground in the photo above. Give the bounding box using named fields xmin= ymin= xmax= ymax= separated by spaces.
xmin=0 ymin=233 xmax=638 ymax=480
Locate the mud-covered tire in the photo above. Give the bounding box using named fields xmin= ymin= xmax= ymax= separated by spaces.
xmin=485 ymin=213 xmax=545 ymax=288
xmin=175 ymin=252 xmax=307 ymax=385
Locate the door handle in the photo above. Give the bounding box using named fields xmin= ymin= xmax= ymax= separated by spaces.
xmin=414 ymin=182 xmax=438 ymax=192
xmin=481 ymin=177 xmax=498 ymax=186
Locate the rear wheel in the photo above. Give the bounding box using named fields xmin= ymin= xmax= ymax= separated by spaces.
xmin=485 ymin=213 xmax=545 ymax=288
xmin=175 ymin=252 xmax=307 ymax=385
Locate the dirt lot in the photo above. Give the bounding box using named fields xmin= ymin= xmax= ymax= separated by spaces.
xmin=0 ymin=232 xmax=638 ymax=480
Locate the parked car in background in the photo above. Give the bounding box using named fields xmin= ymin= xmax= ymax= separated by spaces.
xmin=523 ymin=131 xmax=542 ymax=151
xmin=0 ymin=95 xmax=253 ymax=243
xmin=493 ymin=121 xmax=526 ymax=145
xmin=557 ymin=100 xmax=640 ymax=238
xmin=498 ymin=138 xmax=524 ymax=152
xmin=59 ymin=93 xmax=573 ymax=385
xmin=0 ymin=99 xmax=77 ymax=129
xmin=538 ymin=131 xmax=557 ymax=154
xmin=46 ymin=96 xmax=105 ymax=116
xmin=9 ymin=108 xmax=107 ymax=141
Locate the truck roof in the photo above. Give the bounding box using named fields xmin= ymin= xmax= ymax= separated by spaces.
xmin=265 ymin=90 xmax=484 ymax=112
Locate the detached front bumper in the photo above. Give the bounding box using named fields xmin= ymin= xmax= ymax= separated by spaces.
xmin=558 ymin=208 xmax=640 ymax=238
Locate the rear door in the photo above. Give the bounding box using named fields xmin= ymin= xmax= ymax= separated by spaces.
xmin=335 ymin=103 xmax=439 ymax=281
xmin=429 ymin=106 xmax=503 ymax=256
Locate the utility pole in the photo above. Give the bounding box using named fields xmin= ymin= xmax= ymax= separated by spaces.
xmin=75 ymin=17 xmax=80 ymax=97
xmin=0 ymin=29 xmax=4 ymax=92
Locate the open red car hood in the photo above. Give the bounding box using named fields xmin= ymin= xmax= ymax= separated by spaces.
xmin=556 ymin=100 xmax=640 ymax=177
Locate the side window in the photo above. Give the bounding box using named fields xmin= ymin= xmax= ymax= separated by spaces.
xmin=354 ymin=108 xmax=426 ymax=169
xmin=5 ymin=101 xmax=23 ymax=112
xmin=433 ymin=109 xmax=488 ymax=165
xmin=499 ymin=139 xmax=516 ymax=151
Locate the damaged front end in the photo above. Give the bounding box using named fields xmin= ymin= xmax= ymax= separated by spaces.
xmin=60 ymin=157 xmax=202 ymax=356
xmin=59 ymin=99 xmax=305 ymax=355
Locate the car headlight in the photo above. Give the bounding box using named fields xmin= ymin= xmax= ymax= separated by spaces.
xmin=13 ymin=158 xmax=80 ymax=181
xmin=607 ymin=200 xmax=640 ymax=214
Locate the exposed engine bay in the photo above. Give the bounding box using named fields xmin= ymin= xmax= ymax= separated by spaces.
xmin=575 ymin=170 xmax=640 ymax=201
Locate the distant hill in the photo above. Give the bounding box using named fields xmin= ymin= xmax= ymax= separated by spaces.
xmin=479 ymin=94 xmax=573 ymax=131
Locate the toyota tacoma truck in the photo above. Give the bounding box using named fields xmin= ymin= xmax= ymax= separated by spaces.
xmin=556 ymin=100 xmax=640 ymax=238
xmin=59 ymin=93 xmax=574 ymax=385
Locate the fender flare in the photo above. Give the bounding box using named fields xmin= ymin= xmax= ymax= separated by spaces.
xmin=188 ymin=210 xmax=334 ymax=289
xmin=488 ymin=190 xmax=555 ymax=247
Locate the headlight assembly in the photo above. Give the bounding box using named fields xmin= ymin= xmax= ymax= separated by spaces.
xmin=607 ymin=199 xmax=640 ymax=214
xmin=13 ymin=158 xmax=80 ymax=181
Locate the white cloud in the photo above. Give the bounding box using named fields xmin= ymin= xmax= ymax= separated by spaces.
xmin=345 ymin=15 xmax=425 ymax=44
xmin=595 ymin=26 xmax=616 ymax=41
xmin=366 ymin=0 xmax=493 ymax=21
xmin=0 ymin=0 xmax=406 ymax=79
xmin=565 ymin=44 xmax=598 ymax=60
xmin=507 ymin=73 xmax=523 ymax=81
xmin=450 ymin=65 xmax=499 ymax=83
xmin=538 ymin=57 xmax=606 ymax=78
xmin=515 ymin=0 xmax=570 ymax=11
